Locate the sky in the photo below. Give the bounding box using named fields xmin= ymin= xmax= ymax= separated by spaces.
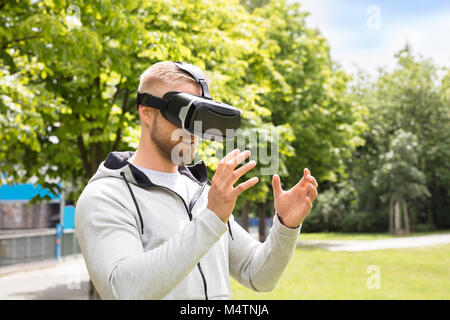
xmin=296 ymin=0 xmax=450 ymax=74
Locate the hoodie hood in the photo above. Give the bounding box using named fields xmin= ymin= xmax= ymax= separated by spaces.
xmin=89 ymin=151 xmax=209 ymax=187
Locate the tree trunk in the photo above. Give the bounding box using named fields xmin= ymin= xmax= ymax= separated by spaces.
xmin=402 ymin=198 xmax=410 ymax=234
xmin=389 ymin=197 xmax=394 ymax=234
xmin=394 ymin=200 xmax=401 ymax=234
xmin=257 ymin=202 xmax=267 ymax=242
xmin=427 ymin=181 xmax=438 ymax=228
xmin=241 ymin=203 xmax=250 ymax=232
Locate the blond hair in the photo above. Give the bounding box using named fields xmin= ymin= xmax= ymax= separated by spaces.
xmin=138 ymin=61 xmax=210 ymax=97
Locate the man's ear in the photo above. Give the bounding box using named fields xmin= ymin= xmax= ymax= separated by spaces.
xmin=139 ymin=105 xmax=154 ymax=126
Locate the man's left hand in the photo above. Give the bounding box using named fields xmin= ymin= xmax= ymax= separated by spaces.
xmin=272 ymin=168 xmax=318 ymax=228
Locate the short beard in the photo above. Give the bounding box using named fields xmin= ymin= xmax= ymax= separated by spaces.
xmin=150 ymin=115 xmax=194 ymax=166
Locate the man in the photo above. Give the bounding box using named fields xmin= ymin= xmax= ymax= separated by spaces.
xmin=75 ymin=61 xmax=318 ymax=300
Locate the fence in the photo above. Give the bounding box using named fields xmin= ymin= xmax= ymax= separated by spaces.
xmin=0 ymin=229 xmax=80 ymax=268
xmin=0 ymin=202 xmax=60 ymax=230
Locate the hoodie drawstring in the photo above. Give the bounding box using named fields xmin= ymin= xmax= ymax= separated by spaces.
xmin=120 ymin=172 xmax=145 ymax=234
xmin=120 ymin=172 xmax=234 ymax=240
xmin=227 ymin=221 xmax=234 ymax=240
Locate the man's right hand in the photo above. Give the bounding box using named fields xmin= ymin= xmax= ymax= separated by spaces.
xmin=207 ymin=149 xmax=258 ymax=223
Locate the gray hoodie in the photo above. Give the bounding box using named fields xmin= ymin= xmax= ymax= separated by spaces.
xmin=75 ymin=151 xmax=301 ymax=300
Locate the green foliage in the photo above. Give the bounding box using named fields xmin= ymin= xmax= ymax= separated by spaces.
xmin=346 ymin=46 xmax=449 ymax=230
xmin=0 ymin=0 xmax=296 ymax=201
xmin=3 ymin=0 xmax=446 ymax=233
xmin=251 ymin=0 xmax=366 ymax=188
xmin=302 ymin=180 xmax=388 ymax=233
xmin=339 ymin=210 xmax=389 ymax=233
xmin=2 ymin=0 xmax=355 ymax=207
xmin=372 ymin=129 xmax=430 ymax=202
xmin=303 ymin=46 xmax=448 ymax=233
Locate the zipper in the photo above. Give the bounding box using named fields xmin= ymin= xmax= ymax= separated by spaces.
xmin=121 ymin=170 xmax=209 ymax=300
xmin=152 ymin=182 xmax=209 ymax=300
xmin=120 ymin=172 xmax=145 ymax=234
xmin=196 ymin=262 xmax=208 ymax=300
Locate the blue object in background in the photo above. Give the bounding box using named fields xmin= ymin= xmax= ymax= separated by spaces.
xmin=63 ymin=206 xmax=75 ymax=229
xmin=55 ymin=223 xmax=63 ymax=261
xmin=0 ymin=183 xmax=60 ymax=201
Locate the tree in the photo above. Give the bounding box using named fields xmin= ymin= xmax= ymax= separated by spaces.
xmin=252 ymin=0 xmax=366 ymax=188
xmin=0 ymin=0 xmax=281 ymax=201
xmin=348 ymin=45 xmax=449 ymax=231
xmin=372 ymin=130 xmax=430 ymax=234
xmin=235 ymin=0 xmax=365 ymax=236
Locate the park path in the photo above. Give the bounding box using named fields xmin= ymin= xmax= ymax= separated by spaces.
xmin=297 ymin=233 xmax=450 ymax=252
xmin=0 ymin=254 xmax=90 ymax=299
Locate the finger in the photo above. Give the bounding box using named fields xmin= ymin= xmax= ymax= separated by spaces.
xmin=272 ymin=174 xmax=283 ymax=198
xmin=216 ymin=148 xmax=240 ymax=174
xmin=297 ymin=169 xmax=308 ymax=188
xmin=232 ymin=160 xmax=257 ymax=183
xmin=232 ymin=177 xmax=259 ymax=197
xmin=228 ymin=150 xmax=251 ymax=169
xmin=221 ymin=148 xmax=240 ymax=163
xmin=307 ymin=175 xmax=318 ymax=188
xmin=305 ymin=182 xmax=316 ymax=193
xmin=304 ymin=196 xmax=313 ymax=214
xmin=307 ymin=184 xmax=318 ymax=201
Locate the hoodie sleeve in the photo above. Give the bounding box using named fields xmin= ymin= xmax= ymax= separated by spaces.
xmin=228 ymin=213 xmax=301 ymax=292
xmin=75 ymin=180 xmax=227 ymax=300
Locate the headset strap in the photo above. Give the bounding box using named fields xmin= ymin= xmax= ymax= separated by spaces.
xmin=136 ymin=92 xmax=168 ymax=110
xmin=174 ymin=61 xmax=212 ymax=100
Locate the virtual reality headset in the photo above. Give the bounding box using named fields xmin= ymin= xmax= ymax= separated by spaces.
xmin=136 ymin=62 xmax=242 ymax=141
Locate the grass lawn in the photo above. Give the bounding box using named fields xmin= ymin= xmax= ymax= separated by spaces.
xmin=230 ymin=242 xmax=450 ymax=299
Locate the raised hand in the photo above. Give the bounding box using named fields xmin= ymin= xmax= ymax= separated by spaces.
xmin=207 ymin=149 xmax=259 ymax=223
xmin=272 ymin=168 xmax=318 ymax=228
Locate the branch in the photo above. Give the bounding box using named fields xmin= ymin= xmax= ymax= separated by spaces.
xmin=103 ymin=75 xmax=123 ymax=127
xmin=1 ymin=34 xmax=43 ymax=50
xmin=95 ymin=139 xmax=104 ymax=170
xmin=111 ymin=75 xmax=123 ymax=105
xmin=111 ymin=89 xmax=129 ymax=151
xmin=77 ymin=135 xmax=91 ymax=176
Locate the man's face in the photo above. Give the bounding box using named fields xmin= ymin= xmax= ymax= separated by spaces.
xmin=145 ymin=81 xmax=201 ymax=166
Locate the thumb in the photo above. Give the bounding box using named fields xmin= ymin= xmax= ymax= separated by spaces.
xmin=272 ymin=174 xmax=283 ymax=198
